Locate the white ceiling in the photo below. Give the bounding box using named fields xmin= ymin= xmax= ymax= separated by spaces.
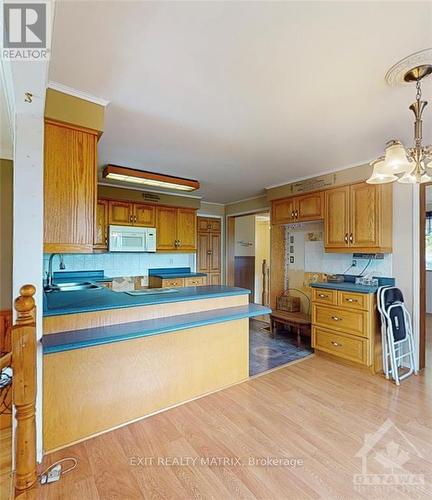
xmin=49 ymin=1 xmax=432 ymax=203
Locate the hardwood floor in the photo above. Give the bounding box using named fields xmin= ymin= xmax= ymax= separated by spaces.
xmin=38 ymin=354 xmax=432 ymax=499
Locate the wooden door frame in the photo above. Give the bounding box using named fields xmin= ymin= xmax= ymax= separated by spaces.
xmin=419 ymin=182 xmax=432 ymax=370
xmin=226 ymin=210 xmax=271 ymax=288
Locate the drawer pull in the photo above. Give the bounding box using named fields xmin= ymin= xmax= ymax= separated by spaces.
xmin=346 ymin=298 xmax=358 ymax=303
xmin=331 ymin=341 xmax=342 ymax=347
xmin=318 ymin=293 xmax=329 ymax=298
xmin=331 ymin=316 xmax=342 ymax=321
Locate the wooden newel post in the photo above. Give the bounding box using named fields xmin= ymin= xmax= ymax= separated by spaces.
xmin=13 ymin=284 xmax=37 ymax=491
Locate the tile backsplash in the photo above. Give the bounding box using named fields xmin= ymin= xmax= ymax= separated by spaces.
xmin=285 ymin=221 xmax=392 ymax=287
xmin=43 ymin=252 xmax=196 ymax=283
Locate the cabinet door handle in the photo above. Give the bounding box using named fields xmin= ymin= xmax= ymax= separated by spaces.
xmin=134 ymin=215 xmax=137 ymax=223
xmin=349 ymin=233 xmax=354 ymax=244
xmin=295 ymin=210 xmax=299 ymax=219
xmin=318 ymin=293 xmax=328 ymax=298
xmin=344 ymin=233 xmax=349 ymax=244
xmin=346 ymin=298 xmax=358 ymax=303
xmin=129 ymin=215 xmax=133 ymax=222
xmin=331 ymin=316 xmax=342 ymax=321
xmin=331 ymin=341 xmax=342 ymax=347
xmin=291 ymin=211 xmax=295 ymax=219
xmin=207 ymin=250 xmax=212 ymax=255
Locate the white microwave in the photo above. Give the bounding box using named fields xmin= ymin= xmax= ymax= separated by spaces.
xmin=108 ymin=225 xmax=157 ymax=252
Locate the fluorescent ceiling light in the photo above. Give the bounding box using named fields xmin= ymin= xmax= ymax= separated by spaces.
xmin=103 ymin=165 xmax=200 ymax=192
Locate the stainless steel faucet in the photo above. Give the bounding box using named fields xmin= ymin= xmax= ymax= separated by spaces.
xmin=46 ymin=254 xmax=66 ymax=288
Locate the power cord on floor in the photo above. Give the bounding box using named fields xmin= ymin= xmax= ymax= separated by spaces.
xmin=39 ymin=457 xmax=77 ymax=485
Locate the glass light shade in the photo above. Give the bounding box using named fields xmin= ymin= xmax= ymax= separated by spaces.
xmin=383 ymin=140 xmax=412 ymax=174
xmin=366 ymin=158 xmax=398 ymax=184
xmin=397 ymin=169 xmax=429 ymax=184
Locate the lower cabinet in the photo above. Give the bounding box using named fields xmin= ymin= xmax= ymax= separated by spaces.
xmin=311 ymin=288 xmax=381 ymax=373
xmin=149 ymin=276 xmax=206 ymax=288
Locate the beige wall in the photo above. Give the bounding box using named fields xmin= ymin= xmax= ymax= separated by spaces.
xmin=266 ymin=164 xmax=371 ymax=200
xmin=98 ymin=185 xmax=200 ymax=209
xmin=199 ymin=201 xmax=225 ymax=217
xmin=0 ymin=159 xmax=13 ymax=309
xmin=225 ymin=195 xmax=269 ymax=215
xmin=45 ymin=88 xmax=105 ymax=133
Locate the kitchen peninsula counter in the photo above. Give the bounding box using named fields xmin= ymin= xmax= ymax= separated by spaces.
xmin=42 ymin=285 xmax=270 ymax=452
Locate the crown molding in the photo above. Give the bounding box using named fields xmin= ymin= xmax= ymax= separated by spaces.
xmin=225 ymin=193 xmax=267 ymax=206
xmin=47 ymin=81 xmax=110 ymax=107
xmin=265 ymin=159 xmax=371 ymax=190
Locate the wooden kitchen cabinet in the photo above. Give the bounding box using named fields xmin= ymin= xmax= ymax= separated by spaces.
xmin=94 ymin=199 xmax=109 ymax=250
xmin=156 ymin=206 xmax=197 ymax=252
xmin=272 ymin=198 xmax=296 ymax=224
xmin=134 ymin=203 xmax=155 ymax=227
xmin=108 ymin=201 xmax=155 ymax=227
xmin=324 ymin=182 xmax=392 ymax=253
xmin=198 ymin=217 xmax=221 ymax=233
xmin=312 ymin=288 xmax=381 ymax=372
xmin=156 ymin=207 xmax=178 ymax=250
xmin=109 ymin=201 xmax=134 ymax=226
xmin=324 ymin=186 xmax=350 ymax=249
xmin=176 ymin=209 xmax=197 ymax=251
xmin=197 ymin=216 xmax=221 ymax=284
xmin=44 ymin=120 xmax=97 ymax=253
xmin=296 ymin=192 xmax=323 ymax=221
xmin=271 ymin=192 xmax=323 ymax=224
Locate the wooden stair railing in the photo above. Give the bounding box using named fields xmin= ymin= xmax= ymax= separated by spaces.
xmin=5 ymin=285 xmax=37 ymax=492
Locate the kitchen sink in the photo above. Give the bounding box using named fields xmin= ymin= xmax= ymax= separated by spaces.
xmin=45 ymin=282 xmax=102 ymax=292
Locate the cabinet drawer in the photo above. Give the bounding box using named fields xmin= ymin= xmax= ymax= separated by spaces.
xmin=184 ymin=277 xmax=206 ymax=287
xmin=312 ymin=327 xmax=368 ymax=365
xmin=338 ymin=291 xmax=369 ymax=310
xmin=312 ymin=288 xmax=338 ymax=306
xmin=161 ymin=278 xmax=185 ymax=288
xmin=312 ymin=304 xmax=368 ymax=338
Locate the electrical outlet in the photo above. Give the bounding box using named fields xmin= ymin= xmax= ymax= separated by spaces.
xmin=352 ymin=260 xmax=357 ymax=267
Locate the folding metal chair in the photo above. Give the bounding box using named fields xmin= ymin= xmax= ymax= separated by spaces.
xmin=377 ymin=286 xmax=418 ymax=385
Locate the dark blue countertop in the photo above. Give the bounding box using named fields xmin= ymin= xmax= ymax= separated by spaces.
xmin=148 ymin=267 xmax=206 ymax=279
xmin=43 ymin=285 xmax=251 ymax=317
xmin=310 ymin=275 xmax=395 ymax=294
xmin=52 ymin=270 xmax=113 ymax=283
xmin=42 ymin=303 xmax=271 ymax=354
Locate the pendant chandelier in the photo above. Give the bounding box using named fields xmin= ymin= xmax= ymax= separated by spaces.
xmin=367 ymin=58 xmax=432 ymax=185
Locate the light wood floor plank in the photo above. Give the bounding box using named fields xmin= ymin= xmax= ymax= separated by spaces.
xmin=38 ymin=355 xmax=432 ymax=499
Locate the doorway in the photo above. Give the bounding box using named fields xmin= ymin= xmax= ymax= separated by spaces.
xmin=226 ymin=212 xmax=312 ymax=376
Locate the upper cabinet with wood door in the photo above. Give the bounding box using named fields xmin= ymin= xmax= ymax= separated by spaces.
xmin=324 ymin=182 xmax=392 ymax=253
xmin=272 ymin=192 xmax=323 ymax=224
xmin=156 ymin=206 xmax=197 ymax=252
xmin=44 ymin=120 xmax=97 ymax=253
xmin=108 ymin=201 xmax=155 ymax=227
xmin=197 ymin=216 xmax=221 ymax=285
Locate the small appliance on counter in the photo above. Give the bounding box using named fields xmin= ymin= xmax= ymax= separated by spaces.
xmin=109 ymin=225 xmax=156 ymax=252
